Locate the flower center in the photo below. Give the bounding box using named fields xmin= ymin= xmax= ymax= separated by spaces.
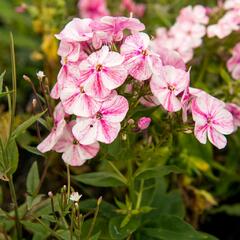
xmin=73 ymin=139 xmax=79 ymax=145
xmin=141 ymin=49 xmax=148 ymax=56
xmin=96 ymin=111 xmax=103 ymax=120
xmin=79 ymin=86 xmax=85 ymax=93
xmin=168 ymin=85 xmax=175 ymax=91
xmin=207 ymin=116 xmax=212 ymax=124
xmin=96 ymin=64 xmax=103 ymax=72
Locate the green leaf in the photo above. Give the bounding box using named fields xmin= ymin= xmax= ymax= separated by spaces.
xmin=135 ymin=165 xmax=183 ymax=180
xmin=211 ymin=204 xmax=240 ymax=216
xmin=0 ymin=70 xmax=6 ymax=93
xmin=0 ymin=90 xmax=13 ymax=98
xmin=90 ymin=232 xmax=101 ymax=240
xmin=21 ymin=220 xmax=50 ymax=239
xmin=11 ymin=110 xmax=47 ymax=139
xmin=142 ymin=215 xmax=218 ymax=240
xmin=109 ymin=216 xmax=140 ymax=240
xmin=73 ymin=172 xmax=126 ymax=187
xmin=6 ymin=139 xmax=19 ymax=175
xmin=27 ymin=161 xmax=40 ymax=196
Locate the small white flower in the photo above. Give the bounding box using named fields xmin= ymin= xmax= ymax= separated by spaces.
xmin=70 ymin=192 xmax=82 ymax=202
xmin=36 ymin=71 xmax=45 ymax=79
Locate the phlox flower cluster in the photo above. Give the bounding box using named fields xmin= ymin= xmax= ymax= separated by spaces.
xmin=37 ymin=14 xmax=236 ymax=166
xmin=152 ymin=5 xmax=209 ymax=63
xmin=207 ymin=0 xmax=240 ymax=39
xmin=78 ymin=0 xmax=145 ymax=20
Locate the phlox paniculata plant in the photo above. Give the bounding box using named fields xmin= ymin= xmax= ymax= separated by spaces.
xmin=37 ymin=13 xmax=237 ymax=166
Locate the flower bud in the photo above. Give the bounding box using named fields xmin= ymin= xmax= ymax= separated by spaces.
xmin=138 ymin=117 xmax=151 ymax=130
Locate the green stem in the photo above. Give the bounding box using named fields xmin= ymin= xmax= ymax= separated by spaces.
xmin=66 ymin=164 xmax=71 ymax=203
xmin=70 ymin=207 xmax=74 ymax=240
xmin=87 ymin=197 xmax=102 ymax=239
xmin=8 ymin=176 xmax=21 ymax=239
xmin=127 ymin=157 xmax=135 ymax=204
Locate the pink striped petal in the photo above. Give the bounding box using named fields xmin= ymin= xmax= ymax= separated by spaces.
xmin=207 ymin=127 xmax=227 ymax=149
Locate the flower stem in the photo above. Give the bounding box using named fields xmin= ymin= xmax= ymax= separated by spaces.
xmin=66 ymin=164 xmax=71 ymax=203
xmin=8 ymin=175 xmax=22 ymax=239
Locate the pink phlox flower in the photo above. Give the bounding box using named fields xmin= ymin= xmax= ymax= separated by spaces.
xmin=55 ymin=18 xmax=93 ymax=43
xmin=153 ymin=47 xmax=186 ymax=70
xmin=79 ymin=45 xmax=128 ymax=99
xmin=224 ymin=0 xmax=240 ymax=10
xmin=78 ymin=0 xmax=109 ymax=20
xmin=72 ymin=92 xmax=129 ymax=144
xmin=192 ymin=93 xmax=234 ymax=149
xmin=226 ymin=103 xmax=240 ymax=130
xmin=138 ymin=117 xmax=151 ymax=130
xmin=121 ymin=0 xmax=145 ymax=18
xmin=150 ymin=65 xmax=189 ymax=112
xmin=227 ymin=42 xmax=240 ymax=80
xmin=90 ymin=16 xmax=145 ymax=46
xmin=53 ymin=121 xmax=100 ymax=166
xmin=177 ymin=5 xmax=209 ymax=25
xmin=37 ymin=103 xmax=67 ymax=153
xmin=60 ymin=74 xmax=104 ymax=117
xmin=207 ymin=10 xmax=240 ymax=39
xmin=120 ymin=32 xmax=162 ymax=81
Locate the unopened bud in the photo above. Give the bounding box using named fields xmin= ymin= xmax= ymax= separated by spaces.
xmin=127 ymin=119 xmax=135 ymax=125
xmin=97 ymin=196 xmax=102 ymax=206
xmin=32 ymin=98 xmax=37 ymax=109
xmin=122 ymin=133 xmax=127 ymax=141
xmin=48 ymin=191 xmax=53 ymax=198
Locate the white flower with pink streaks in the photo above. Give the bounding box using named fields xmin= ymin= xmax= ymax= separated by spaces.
xmin=60 ymin=75 xmax=103 ymax=117
xmin=150 ymin=66 xmax=189 ymax=112
xmin=90 ymin=16 xmax=145 ymax=47
xmin=192 ymin=94 xmax=234 ymax=149
xmin=72 ymin=92 xmax=129 ymax=144
xmin=79 ymin=46 xmax=128 ymax=99
xmin=55 ymin=18 xmax=93 ymax=43
xmin=78 ymin=0 xmax=109 ymax=20
xmin=53 ymin=121 xmax=100 ymax=166
xmin=227 ymin=42 xmax=240 ymax=80
xmin=37 ymin=103 xmax=67 ymax=153
xmin=120 ymin=32 xmax=162 ymax=81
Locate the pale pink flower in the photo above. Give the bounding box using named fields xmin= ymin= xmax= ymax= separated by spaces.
xmin=227 ymin=42 xmax=240 ymax=80
xmin=55 ymin=18 xmax=93 ymax=43
xmin=79 ymin=46 xmax=128 ymax=99
xmin=154 ymin=47 xmax=186 ymax=70
xmin=192 ymin=94 xmax=234 ymax=149
xmin=72 ymin=92 xmax=129 ymax=144
xmin=207 ymin=10 xmax=240 ymax=39
xmin=138 ymin=117 xmax=151 ymax=130
xmin=78 ymin=0 xmax=109 ymax=19
xmin=90 ymin=16 xmax=145 ymax=45
xmin=177 ymin=5 xmax=209 ymax=25
xmin=224 ymin=0 xmax=240 ymax=10
xmin=170 ymin=22 xmax=206 ymax=49
xmin=226 ymin=103 xmax=240 ymax=130
xmin=37 ymin=103 xmax=67 ymax=153
xmin=150 ymin=66 xmax=189 ymax=112
xmin=120 ymin=32 xmax=162 ymax=81
xmin=53 ymin=121 xmax=100 ymax=166
xmin=121 ymin=0 xmax=145 ymax=17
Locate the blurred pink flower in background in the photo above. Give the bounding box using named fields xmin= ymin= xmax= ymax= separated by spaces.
xmin=227 ymin=42 xmax=240 ymax=80
xmin=152 ymin=5 xmax=209 ymax=63
xmin=226 ymin=103 xmax=240 ymax=130
xmin=192 ymin=93 xmax=234 ymax=149
xmin=78 ymin=0 xmax=109 ymax=19
xmin=138 ymin=117 xmax=151 ymax=130
xmin=121 ymin=0 xmax=145 ymax=17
